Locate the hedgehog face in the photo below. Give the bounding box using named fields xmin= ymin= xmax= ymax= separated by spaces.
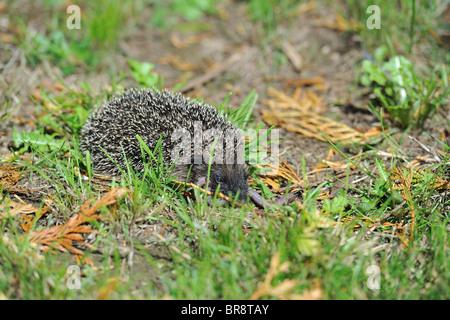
xmin=191 ymin=163 xmax=249 ymax=203
xmin=210 ymin=164 xmax=249 ymax=203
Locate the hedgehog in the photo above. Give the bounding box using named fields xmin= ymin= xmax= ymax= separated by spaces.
xmin=80 ymin=88 xmax=265 ymax=207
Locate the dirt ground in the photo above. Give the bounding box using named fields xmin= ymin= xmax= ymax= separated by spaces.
xmin=1 ymin=1 xmax=449 ymax=297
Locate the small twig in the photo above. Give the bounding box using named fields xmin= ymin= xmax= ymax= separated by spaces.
xmin=279 ymin=40 xmax=302 ymax=72
xmin=264 ymin=145 xmax=302 ymax=183
xmin=2 ymin=47 xmax=21 ymax=75
xmin=408 ymin=135 xmax=441 ymax=162
xmin=264 ymin=76 xmax=323 ymax=87
xmin=362 ymin=201 xmax=405 ymax=238
xmin=179 ymin=50 xmax=244 ymax=93
xmin=308 ymin=169 xmax=362 ymax=188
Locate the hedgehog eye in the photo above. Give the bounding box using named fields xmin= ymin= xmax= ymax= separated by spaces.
xmin=215 ymin=176 xmax=223 ymax=184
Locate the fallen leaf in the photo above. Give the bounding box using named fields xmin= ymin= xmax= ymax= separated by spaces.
xmin=296 ymin=1 xmax=317 ymax=15
xmin=262 ymin=87 xmax=380 ymax=144
xmin=0 ymin=199 xmax=49 ymax=232
xmin=157 ymin=55 xmax=197 ymax=71
xmin=28 ymin=187 xmax=129 ymax=256
xmin=0 ymin=32 xmax=14 ymax=43
xmin=170 ymin=33 xmax=211 ymax=49
xmin=315 ymin=12 xmax=362 ymax=32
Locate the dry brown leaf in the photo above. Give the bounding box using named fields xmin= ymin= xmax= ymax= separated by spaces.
xmin=427 ymin=27 xmax=443 ymax=46
xmin=340 ymin=216 xmax=406 ymax=230
xmin=0 ymin=162 xmax=41 ymax=195
xmin=20 ymin=207 xmax=49 ymax=232
xmin=40 ymin=79 xmax=66 ymax=93
xmin=266 ymin=76 xmax=324 ymax=89
xmin=170 ymin=33 xmax=211 ymax=49
xmin=257 ymin=143 xmax=302 ymax=184
xmin=0 ymin=164 xmax=23 ymax=184
xmin=0 ymin=32 xmax=14 ymax=43
xmin=29 ymin=187 xmax=129 ymax=256
xmin=315 ymin=12 xmax=362 ymax=32
xmin=97 ymin=277 xmax=126 ymax=300
xmin=157 ymin=55 xmax=197 ymax=71
xmin=80 ymin=187 xmax=129 ymax=217
xmin=262 ymin=87 xmax=380 ymax=144
xmin=296 ymin=1 xmax=317 ymax=15
xmin=0 ymin=197 xmax=49 ymax=232
xmin=314 ymin=149 xmax=363 ymax=171
xmin=390 ymin=166 xmax=439 ymax=245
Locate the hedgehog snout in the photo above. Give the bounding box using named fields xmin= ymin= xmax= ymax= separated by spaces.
xmin=209 ymin=165 xmax=249 ymax=203
xmin=191 ymin=164 xmax=248 ymax=203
